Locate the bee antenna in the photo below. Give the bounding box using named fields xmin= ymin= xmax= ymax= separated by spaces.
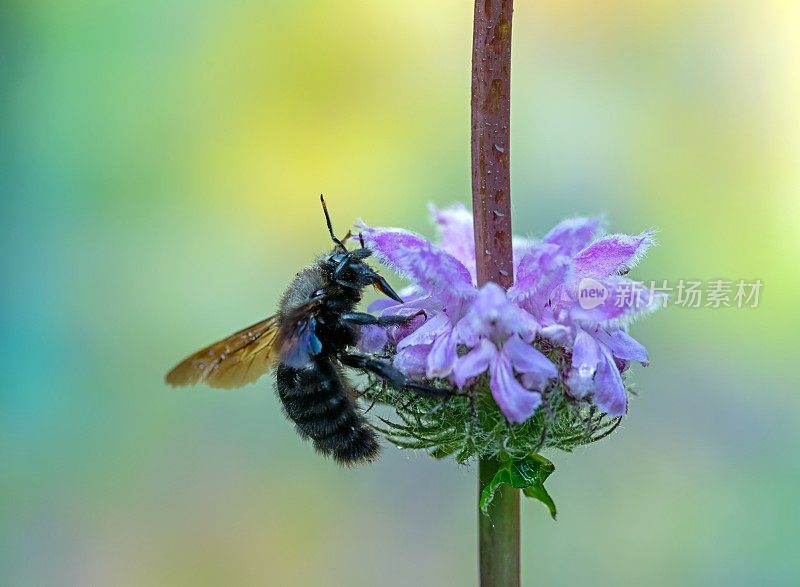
xmin=320 ymin=194 xmax=346 ymax=249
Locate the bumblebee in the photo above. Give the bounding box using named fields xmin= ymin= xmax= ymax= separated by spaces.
xmin=166 ymin=196 xmax=445 ymax=465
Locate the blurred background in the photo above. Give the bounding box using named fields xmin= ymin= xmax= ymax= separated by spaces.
xmin=2 ymin=0 xmax=798 ymax=585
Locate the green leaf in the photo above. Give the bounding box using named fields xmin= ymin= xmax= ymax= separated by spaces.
xmin=479 ymin=455 xmax=557 ymax=520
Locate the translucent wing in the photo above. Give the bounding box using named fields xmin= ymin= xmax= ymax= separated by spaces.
xmin=165 ymin=316 xmax=280 ymax=389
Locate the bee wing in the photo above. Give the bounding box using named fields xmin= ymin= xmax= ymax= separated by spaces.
xmin=275 ymin=297 xmax=326 ymax=368
xmin=165 ymin=316 xmax=281 ymax=389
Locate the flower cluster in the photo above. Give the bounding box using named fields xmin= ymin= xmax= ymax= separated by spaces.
xmin=358 ymin=204 xmax=661 ymax=425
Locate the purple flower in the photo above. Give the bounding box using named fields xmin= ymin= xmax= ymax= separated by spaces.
xmin=509 ymin=217 xmax=661 ymax=416
xmin=358 ymin=210 xmax=556 ymax=424
xmin=358 ymin=217 xmax=478 ymax=380
xmin=452 ymin=283 xmax=557 ymax=423
xmin=359 ymin=205 xmax=661 ymax=422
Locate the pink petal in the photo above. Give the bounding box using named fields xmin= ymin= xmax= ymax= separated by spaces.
xmin=367 ymin=298 xmax=397 ymax=314
xmin=453 ymin=283 xmax=506 ymax=344
xmin=358 ymin=325 xmax=388 ymax=353
xmin=520 ymin=372 xmax=550 ymax=392
xmin=566 ymin=329 xmax=601 ymax=399
xmin=503 ymin=335 xmax=557 ymax=379
xmin=572 ymin=231 xmax=655 ymax=282
xmin=508 ymin=243 xmax=569 ymax=304
xmin=379 ymin=294 xmax=435 ymax=317
xmin=513 ymin=239 xmax=534 ymax=271
xmin=593 ymin=348 xmax=627 ymax=416
xmin=359 ymin=225 xmax=475 ymax=299
xmin=393 ymin=345 xmax=430 ymax=378
xmin=506 ymin=308 xmax=540 ymax=343
xmin=429 ymin=203 xmax=476 ymax=280
xmin=539 ymin=324 xmax=572 ymax=346
xmin=490 ymin=353 xmax=542 ymax=424
xmin=543 ymin=217 xmax=605 ymax=256
xmin=427 ymin=330 xmax=457 ymax=378
xmin=453 ymin=338 xmax=496 ymax=388
xmin=396 ymin=312 xmax=450 ymax=350
xmin=591 ymin=329 xmax=649 ymax=365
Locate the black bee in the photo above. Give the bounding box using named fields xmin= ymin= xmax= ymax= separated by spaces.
xmin=166 ymin=196 xmax=445 ymax=465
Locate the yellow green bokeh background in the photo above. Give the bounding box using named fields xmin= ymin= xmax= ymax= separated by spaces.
xmin=3 ymin=1 xmax=798 ymax=585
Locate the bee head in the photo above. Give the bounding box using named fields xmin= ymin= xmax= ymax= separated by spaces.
xmin=319 ymin=195 xmax=403 ymax=303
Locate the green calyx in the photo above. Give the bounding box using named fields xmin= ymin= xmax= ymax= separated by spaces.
xmin=366 ymin=374 xmax=622 ymax=463
xmin=363 ymin=345 xmax=630 ymax=518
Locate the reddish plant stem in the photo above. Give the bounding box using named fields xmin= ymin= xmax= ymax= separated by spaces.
xmin=471 ymin=0 xmax=514 ymax=290
xmin=470 ymin=1 xmax=519 ymax=587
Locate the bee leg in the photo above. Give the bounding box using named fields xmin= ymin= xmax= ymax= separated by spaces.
xmin=340 ymin=312 xmax=422 ymax=327
xmin=339 ymin=352 xmax=452 ymax=398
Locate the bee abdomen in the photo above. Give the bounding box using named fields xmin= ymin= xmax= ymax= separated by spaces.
xmin=275 ymin=362 xmax=379 ymax=465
